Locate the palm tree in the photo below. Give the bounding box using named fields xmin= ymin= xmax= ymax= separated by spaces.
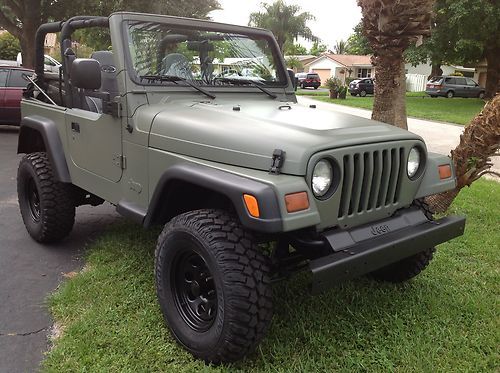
xmin=357 ymin=0 xmax=434 ymax=129
xmin=249 ymin=0 xmax=317 ymax=56
xmin=333 ymin=40 xmax=348 ymax=55
xmin=426 ymin=95 xmax=500 ymax=212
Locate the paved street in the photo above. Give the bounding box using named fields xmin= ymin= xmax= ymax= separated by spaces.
xmin=297 ymin=95 xmax=500 ymax=175
xmin=0 ymin=127 xmax=119 ymax=373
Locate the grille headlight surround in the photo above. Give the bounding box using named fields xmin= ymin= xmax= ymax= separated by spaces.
xmin=407 ymin=147 xmax=422 ymax=179
xmin=312 ymin=159 xmax=333 ymax=197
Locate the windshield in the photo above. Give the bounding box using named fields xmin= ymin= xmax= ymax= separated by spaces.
xmin=126 ymin=21 xmax=287 ymax=87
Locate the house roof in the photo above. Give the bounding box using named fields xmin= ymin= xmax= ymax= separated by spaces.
xmin=307 ymin=53 xmax=372 ymax=68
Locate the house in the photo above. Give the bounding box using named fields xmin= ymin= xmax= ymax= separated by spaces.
xmin=304 ymin=53 xmax=488 ymax=91
xmin=44 ymin=33 xmax=57 ymax=55
xmin=284 ymin=55 xmax=317 ymax=73
xmin=303 ymin=54 xmax=373 ymax=83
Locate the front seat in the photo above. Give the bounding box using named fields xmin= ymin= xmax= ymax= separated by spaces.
xmin=84 ymin=51 xmax=119 ymax=113
xmin=161 ymin=53 xmax=194 ymax=81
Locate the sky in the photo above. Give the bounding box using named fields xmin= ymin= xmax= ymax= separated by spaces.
xmin=210 ymin=0 xmax=362 ymax=52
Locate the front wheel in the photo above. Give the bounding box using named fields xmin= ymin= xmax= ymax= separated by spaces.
xmin=370 ymin=200 xmax=435 ymax=283
xmin=478 ymin=91 xmax=485 ymax=99
xmin=155 ymin=209 xmax=273 ymax=364
xmin=359 ymin=90 xmax=367 ymax=97
xmin=446 ymin=90 xmax=454 ymax=98
xmin=17 ymin=152 xmax=75 ymax=243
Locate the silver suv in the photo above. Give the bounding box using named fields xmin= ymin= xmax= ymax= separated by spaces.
xmin=426 ymin=76 xmax=485 ymax=99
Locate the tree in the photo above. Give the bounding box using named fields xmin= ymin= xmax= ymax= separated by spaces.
xmin=284 ymin=41 xmax=308 ymax=56
xmin=407 ymin=0 xmax=500 ymax=98
xmin=357 ymin=0 xmax=434 ymax=129
xmin=333 ymin=40 xmax=348 ymax=55
xmin=345 ymin=22 xmax=372 ymax=55
xmin=309 ymin=41 xmax=328 ymax=56
xmin=426 ymin=95 xmax=500 ymax=212
xmin=0 ymin=31 xmax=20 ymax=60
xmin=249 ymin=0 xmax=317 ymax=56
xmin=0 ymin=0 xmax=220 ymax=69
xmin=285 ymin=56 xmax=303 ymax=71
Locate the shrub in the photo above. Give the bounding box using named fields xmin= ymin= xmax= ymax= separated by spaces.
xmin=0 ymin=32 xmax=21 ymax=61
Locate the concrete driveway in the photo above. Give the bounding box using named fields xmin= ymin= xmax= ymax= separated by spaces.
xmin=0 ymin=126 xmax=119 ymax=373
xmin=297 ymin=96 xmax=500 ymax=175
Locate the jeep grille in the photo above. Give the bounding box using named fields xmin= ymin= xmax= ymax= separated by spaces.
xmin=338 ymin=147 xmax=405 ymax=219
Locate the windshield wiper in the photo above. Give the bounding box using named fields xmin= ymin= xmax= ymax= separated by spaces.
xmin=217 ymin=78 xmax=278 ymax=99
xmin=140 ymin=74 xmax=216 ymax=100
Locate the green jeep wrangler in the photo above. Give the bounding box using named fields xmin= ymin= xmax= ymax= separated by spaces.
xmin=17 ymin=12 xmax=465 ymax=363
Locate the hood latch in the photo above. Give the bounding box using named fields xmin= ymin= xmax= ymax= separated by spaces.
xmin=269 ymin=149 xmax=286 ymax=175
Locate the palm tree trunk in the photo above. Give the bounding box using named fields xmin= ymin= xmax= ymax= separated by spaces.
xmin=426 ymin=94 xmax=500 ymax=213
xmin=484 ymin=47 xmax=500 ymax=99
xmin=372 ymin=54 xmax=408 ymax=129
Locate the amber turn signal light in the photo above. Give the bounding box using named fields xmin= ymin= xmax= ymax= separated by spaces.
xmin=243 ymin=194 xmax=260 ymax=218
xmin=285 ymin=192 xmax=310 ymax=213
xmin=438 ymin=164 xmax=452 ymax=179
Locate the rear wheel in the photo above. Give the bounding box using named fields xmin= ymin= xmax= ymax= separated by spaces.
xmin=359 ymin=90 xmax=367 ymax=97
xmin=446 ymin=90 xmax=454 ymax=98
xmin=370 ymin=200 xmax=435 ymax=283
xmin=17 ymin=152 xmax=75 ymax=243
xmin=155 ymin=209 xmax=273 ymax=364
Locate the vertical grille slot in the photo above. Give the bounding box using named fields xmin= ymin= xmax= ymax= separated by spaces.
xmin=360 ymin=152 xmax=374 ymax=212
xmin=337 ymin=146 xmax=407 ymax=220
xmin=377 ymin=149 xmax=391 ymax=208
xmin=369 ymin=150 xmax=382 ymax=210
xmin=338 ymin=155 xmax=354 ymax=218
xmin=393 ymin=148 xmax=405 ymax=203
xmin=349 ymin=154 xmax=364 ymax=215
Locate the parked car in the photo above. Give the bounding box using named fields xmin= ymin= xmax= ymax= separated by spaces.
xmin=349 ymin=78 xmax=374 ymax=97
xmin=0 ymin=66 xmax=33 ymax=125
xmin=17 ymin=53 xmax=62 ymax=73
xmin=296 ymin=72 xmax=321 ymax=89
xmin=426 ymin=76 xmax=485 ymax=99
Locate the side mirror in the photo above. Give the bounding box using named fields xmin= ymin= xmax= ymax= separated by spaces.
xmin=287 ymin=69 xmax=297 ymax=91
xmin=71 ymin=58 xmax=101 ymax=90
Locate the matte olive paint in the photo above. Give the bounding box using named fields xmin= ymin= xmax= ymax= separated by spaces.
xmin=20 ymin=12 xmax=457 ymax=233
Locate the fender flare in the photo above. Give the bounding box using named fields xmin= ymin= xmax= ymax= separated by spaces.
xmin=17 ymin=115 xmax=72 ymax=183
xmin=143 ymin=163 xmax=283 ymax=233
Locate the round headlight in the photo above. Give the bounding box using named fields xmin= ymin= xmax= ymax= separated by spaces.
xmin=312 ymin=159 xmax=333 ymax=197
xmin=407 ymin=147 xmax=421 ymax=178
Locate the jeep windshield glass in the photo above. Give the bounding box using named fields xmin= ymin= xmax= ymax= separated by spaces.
xmin=126 ymin=21 xmax=287 ymax=88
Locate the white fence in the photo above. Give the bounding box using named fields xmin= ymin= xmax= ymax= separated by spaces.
xmin=406 ymin=73 xmax=427 ymax=92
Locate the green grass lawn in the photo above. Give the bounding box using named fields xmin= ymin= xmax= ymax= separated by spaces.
xmin=297 ymin=89 xmax=485 ymax=125
xmin=44 ymin=179 xmax=500 ymax=372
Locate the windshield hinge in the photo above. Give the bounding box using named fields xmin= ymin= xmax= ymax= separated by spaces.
xmin=113 ymin=154 xmax=127 ymax=170
xmin=269 ymin=149 xmax=286 ymax=175
xmin=104 ymin=97 xmax=122 ymax=118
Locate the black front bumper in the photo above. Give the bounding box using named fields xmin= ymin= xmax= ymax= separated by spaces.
xmin=309 ymin=209 xmax=466 ymax=293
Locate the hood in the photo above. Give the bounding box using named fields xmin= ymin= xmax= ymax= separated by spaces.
xmin=147 ymin=99 xmax=422 ymax=175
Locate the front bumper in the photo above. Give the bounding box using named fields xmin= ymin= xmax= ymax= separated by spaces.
xmin=309 ymin=208 xmax=466 ymax=293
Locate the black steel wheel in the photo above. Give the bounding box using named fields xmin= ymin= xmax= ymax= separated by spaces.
xmin=171 ymin=246 xmax=218 ymax=333
xmin=25 ymin=177 xmax=41 ymax=222
xmin=155 ymin=209 xmax=273 ymax=364
xmin=17 ymin=152 xmax=75 ymax=243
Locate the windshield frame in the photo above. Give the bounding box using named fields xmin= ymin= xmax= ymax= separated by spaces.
xmin=121 ymin=15 xmax=290 ymax=91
